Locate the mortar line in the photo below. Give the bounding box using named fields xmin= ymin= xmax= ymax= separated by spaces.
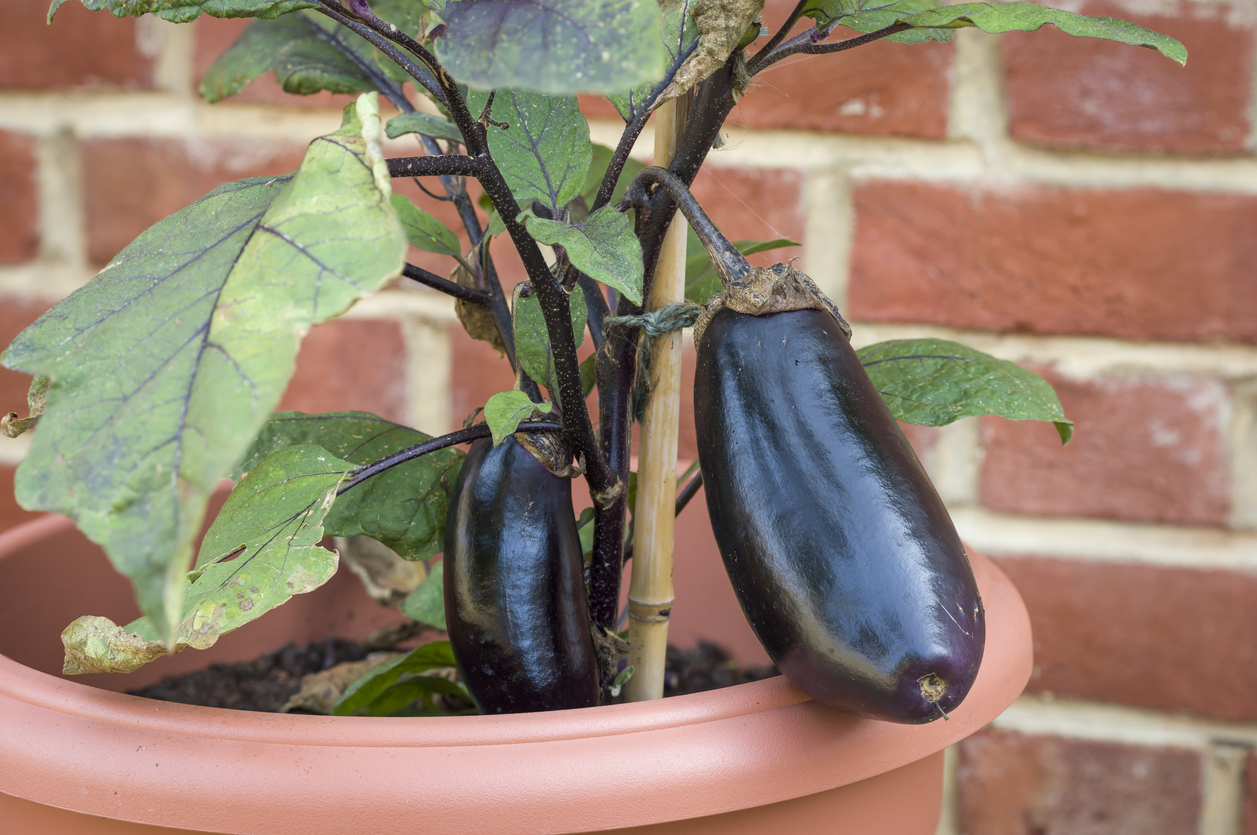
xmin=994 ymin=694 xmax=1257 ymax=749
xmin=950 ymin=506 xmax=1257 ymax=571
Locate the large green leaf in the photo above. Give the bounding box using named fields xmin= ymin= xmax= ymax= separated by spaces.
xmin=513 ymin=285 xmax=587 ymax=396
xmin=608 ymin=0 xmax=699 ymax=120
xmin=235 ymin=411 xmax=464 ymax=561
xmin=435 ymin=0 xmax=666 ymax=95
xmin=520 ymin=205 xmax=644 ymax=305
xmin=48 ymin=0 xmax=317 ymax=24
xmin=471 ymin=89 xmax=592 ymax=217
xmin=3 ymin=94 xmax=406 ymax=641
xmin=684 ymin=230 xmax=800 ymax=303
xmin=806 ymin=0 xmax=1187 ymax=58
xmin=61 ymin=444 xmax=353 ymax=674
xmin=857 ymin=338 xmax=1073 ymax=443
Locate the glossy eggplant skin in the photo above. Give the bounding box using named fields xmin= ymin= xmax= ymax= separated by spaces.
xmin=695 ymin=307 xmax=985 ymax=724
xmin=443 ymin=436 xmax=599 ymax=714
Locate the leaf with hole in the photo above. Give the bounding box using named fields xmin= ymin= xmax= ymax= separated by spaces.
xmin=61 ymin=444 xmax=353 ymax=674
xmin=3 ymin=94 xmax=405 ymax=640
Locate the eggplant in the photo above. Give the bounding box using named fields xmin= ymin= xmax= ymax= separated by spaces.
xmin=443 ymin=435 xmax=599 ymax=714
xmin=694 ymin=302 xmax=985 ymax=724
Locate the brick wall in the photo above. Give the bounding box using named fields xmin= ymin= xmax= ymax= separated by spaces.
xmin=1 ymin=1 xmax=1255 ymax=832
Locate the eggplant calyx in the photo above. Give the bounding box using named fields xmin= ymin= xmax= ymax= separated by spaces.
xmin=692 ymin=261 xmax=853 ymax=348
xmin=516 ymin=426 xmax=583 ymax=478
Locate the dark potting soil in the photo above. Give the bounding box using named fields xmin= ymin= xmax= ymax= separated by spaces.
xmin=126 ymin=639 xmax=778 ymax=713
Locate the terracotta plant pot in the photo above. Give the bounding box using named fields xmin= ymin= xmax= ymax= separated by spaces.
xmin=0 ymin=513 xmax=1032 ymax=835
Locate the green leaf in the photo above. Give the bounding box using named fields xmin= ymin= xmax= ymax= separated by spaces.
xmin=197 ymin=13 xmax=374 ymax=104
xmin=469 ymin=89 xmax=592 ymax=216
xmin=520 ymin=206 xmax=644 ymax=305
xmin=857 ymin=338 xmax=1074 ymax=444
xmin=684 ymin=230 xmax=800 ymax=303
xmin=923 ymin=3 xmax=1183 ymax=64
xmin=3 ymin=94 xmax=406 ymax=640
xmin=574 ymin=143 xmax=648 ymax=220
xmin=513 ymin=286 xmax=587 ymax=395
xmin=61 ymin=444 xmax=353 ymax=674
xmin=579 ymin=353 xmax=597 ymax=398
xmin=435 ymin=0 xmax=666 ymax=95
xmin=608 ymin=0 xmax=699 ymax=120
xmin=400 ymin=563 xmax=446 ymax=630
xmin=811 ymin=0 xmax=1188 ymax=58
xmin=391 ymin=193 xmax=462 ymax=257
xmin=577 ymin=506 xmax=596 ymax=556
xmin=386 ymin=112 xmax=464 ymax=144
xmin=49 ymin=0 xmax=318 ymax=25
xmin=483 ymin=391 xmax=552 ymax=445
xmin=235 ymin=411 xmax=464 ymax=561
xmin=332 ymin=640 xmax=462 ymax=715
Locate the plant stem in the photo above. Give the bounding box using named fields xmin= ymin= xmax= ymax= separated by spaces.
xmin=401 ymin=263 xmax=488 ymax=305
xmin=622 ymin=469 xmax=704 ymax=564
xmin=626 ymin=167 xmax=750 ymax=286
xmin=387 ymin=156 xmax=481 ymax=178
xmin=751 ymin=22 xmax=913 ymax=74
xmin=312 ymin=1 xmax=446 ymax=104
xmin=746 ymin=0 xmax=810 ymax=73
xmin=337 ymin=420 xmax=562 ymax=495
xmin=623 ymin=91 xmax=692 ymax=704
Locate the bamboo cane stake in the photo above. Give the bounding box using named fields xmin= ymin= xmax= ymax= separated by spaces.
xmin=624 ymin=91 xmax=692 ymax=703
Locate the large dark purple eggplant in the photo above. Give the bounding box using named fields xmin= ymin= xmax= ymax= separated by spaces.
xmin=694 ymin=302 xmax=985 ymax=724
xmin=443 ymin=435 xmax=599 ymax=714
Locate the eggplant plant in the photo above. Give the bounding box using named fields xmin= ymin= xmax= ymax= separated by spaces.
xmin=3 ymin=0 xmax=1183 ymax=719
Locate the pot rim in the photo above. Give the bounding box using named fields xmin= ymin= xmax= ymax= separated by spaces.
xmin=0 ymin=513 xmax=1032 ymax=835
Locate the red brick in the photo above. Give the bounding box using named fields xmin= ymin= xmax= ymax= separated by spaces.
xmin=734 ymin=0 xmax=951 ymax=139
xmin=980 ymin=369 xmax=1229 ymax=526
xmin=0 ymin=296 xmax=54 ymax=422
xmin=448 ymin=324 xmax=515 ymax=429
xmin=957 ymin=729 xmax=1203 ymax=835
xmin=195 ymin=17 xmax=355 ymax=109
xmin=82 ymin=137 xmax=308 ymax=266
xmin=688 ymin=166 xmax=805 ymax=267
xmin=0 ymin=464 xmax=41 ymax=534
xmin=849 ymin=180 xmax=1257 ymax=344
xmin=0 ymin=0 xmax=154 ymax=90
xmin=0 ymin=132 xmax=39 ymax=264
xmin=280 ymin=318 xmax=408 ymax=424
xmin=994 ymin=557 xmax=1257 ymax=721
xmin=1003 ymin=1 xmax=1253 ymax=155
